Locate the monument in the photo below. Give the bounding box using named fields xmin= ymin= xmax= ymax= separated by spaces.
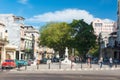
xmin=61 ymin=47 xmax=75 ymax=65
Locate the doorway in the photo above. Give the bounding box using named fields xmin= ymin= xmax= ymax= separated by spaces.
xmin=114 ymin=51 xmax=117 ymax=59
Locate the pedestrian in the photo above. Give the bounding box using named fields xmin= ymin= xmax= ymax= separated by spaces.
xmin=99 ymin=57 xmax=103 ymax=68
xmin=79 ymin=57 xmax=82 ymax=69
xmin=109 ymin=57 xmax=113 ymax=68
xmin=87 ymin=57 xmax=91 ymax=68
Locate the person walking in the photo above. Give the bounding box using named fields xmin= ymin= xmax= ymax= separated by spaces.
xmin=99 ymin=57 xmax=103 ymax=68
xmin=87 ymin=57 xmax=91 ymax=68
xmin=109 ymin=57 xmax=113 ymax=68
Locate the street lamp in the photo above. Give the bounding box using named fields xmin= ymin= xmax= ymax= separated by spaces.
xmin=31 ymin=34 xmax=35 ymax=60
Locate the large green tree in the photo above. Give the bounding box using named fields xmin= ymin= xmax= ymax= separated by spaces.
xmin=39 ymin=22 xmax=71 ymax=58
xmin=70 ymin=19 xmax=97 ymax=57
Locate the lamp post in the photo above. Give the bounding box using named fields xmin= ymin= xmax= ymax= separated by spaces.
xmin=31 ymin=34 xmax=35 ymax=60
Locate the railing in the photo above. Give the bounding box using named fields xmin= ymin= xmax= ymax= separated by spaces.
xmin=0 ymin=34 xmax=8 ymax=45
xmin=107 ymin=41 xmax=120 ymax=49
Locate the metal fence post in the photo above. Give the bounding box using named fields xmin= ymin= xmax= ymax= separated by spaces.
xmin=90 ymin=61 xmax=92 ymax=68
xmin=18 ymin=63 xmax=21 ymax=71
xmin=71 ymin=61 xmax=73 ymax=69
xmin=80 ymin=61 xmax=82 ymax=69
xmin=25 ymin=65 xmax=27 ymax=70
xmin=48 ymin=63 xmax=50 ymax=69
xmin=37 ymin=64 xmax=39 ymax=69
xmin=115 ymin=63 xmax=117 ymax=68
xmin=59 ymin=59 xmax=61 ymax=69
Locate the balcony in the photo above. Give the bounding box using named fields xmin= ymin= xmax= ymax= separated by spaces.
xmin=21 ymin=35 xmax=32 ymax=40
xmin=114 ymin=41 xmax=120 ymax=49
xmin=107 ymin=44 xmax=114 ymax=48
xmin=107 ymin=40 xmax=120 ymax=49
xmin=0 ymin=37 xmax=9 ymax=45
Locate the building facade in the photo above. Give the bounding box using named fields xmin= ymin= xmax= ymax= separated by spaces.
xmin=0 ymin=21 xmax=8 ymax=63
xmin=0 ymin=20 xmax=16 ymax=63
xmin=92 ymin=19 xmax=117 ymax=58
xmin=117 ymin=0 xmax=120 ymax=43
xmin=0 ymin=14 xmax=54 ymax=64
xmin=24 ymin=26 xmax=41 ymax=60
xmin=0 ymin=14 xmax=25 ymax=60
xmin=24 ymin=26 xmax=54 ymax=61
xmin=92 ymin=19 xmax=117 ymax=47
xmin=99 ymin=0 xmax=120 ymax=59
xmin=109 ymin=0 xmax=120 ymax=59
xmin=92 ymin=19 xmax=117 ymax=39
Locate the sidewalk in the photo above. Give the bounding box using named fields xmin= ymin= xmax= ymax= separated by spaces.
xmin=9 ymin=63 xmax=120 ymax=72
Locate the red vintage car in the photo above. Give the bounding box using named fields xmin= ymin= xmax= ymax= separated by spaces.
xmin=2 ymin=59 xmax=16 ymax=69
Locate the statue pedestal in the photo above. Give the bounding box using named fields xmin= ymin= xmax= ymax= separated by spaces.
xmin=61 ymin=58 xmax=72 ymax=64
xmin=32 ymin=59 xmax=37 ymax=65
xmin=61 ymin=47 xmax=76 ymax=65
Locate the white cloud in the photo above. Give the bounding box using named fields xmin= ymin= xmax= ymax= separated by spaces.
xmin=18 ymin=0 xmax=28 ymax=4
xmin=102 ymin=19 xmax=114 ymax=23
xmin=27 ymin=9 xmax=114 ymax=24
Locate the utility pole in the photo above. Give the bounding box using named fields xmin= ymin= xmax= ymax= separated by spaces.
xmin=32 ymin=34 xmax=35 ymax=60
xmin=98 ymin=32 xmax=103 ymax=59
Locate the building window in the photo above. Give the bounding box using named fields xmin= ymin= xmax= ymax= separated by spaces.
xmin=95 ymin=23 xmax=102 ymax=27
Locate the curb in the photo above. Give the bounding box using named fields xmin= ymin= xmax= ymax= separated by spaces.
xmin=9 ymin=67 xmax=120 ymax=72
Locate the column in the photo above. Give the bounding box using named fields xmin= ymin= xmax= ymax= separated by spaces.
xmin=1 ymin=46 xmax=6 ymax=63
xmin=19 ymin=52 xmax=21 ymax=60
xmin=14 ymin=51 xmax=16 ymax=60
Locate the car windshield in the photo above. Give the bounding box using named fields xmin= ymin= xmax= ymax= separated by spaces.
xmin=5 ymin=60 xmax=14 ymax=62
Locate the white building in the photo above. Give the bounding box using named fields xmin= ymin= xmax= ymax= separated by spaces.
xmin=24 ymin=26 xmax=39 ymax=60
xmin=92 ymin=19 xmax=117 ymax=48
xmin=24 ymin=26 xmax=54 ymax=62
xmin=93 ymin=0 xmax=120 ymax=59
xmin=0 ymin=14 xmax=25 ymax=60
xmin=0 ymin=20 xmax=17 ymax=63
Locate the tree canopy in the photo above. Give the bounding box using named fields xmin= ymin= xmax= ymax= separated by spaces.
xmin=39 ymin=20 xmax=97 ymax=58
xmin=39 ymin=22 xmax=71 ymax=58
xmin=69 ymin=19 xmax=97 ymax=56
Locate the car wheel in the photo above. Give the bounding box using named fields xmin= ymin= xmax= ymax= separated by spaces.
xmin=2 ymin=67 xmax=4 ymax=69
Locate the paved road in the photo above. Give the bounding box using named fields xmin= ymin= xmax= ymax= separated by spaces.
xmin=0 ymin=63 xmax=120 ymax=80
xmin=0 ymin=69 xmax=120 ymax=80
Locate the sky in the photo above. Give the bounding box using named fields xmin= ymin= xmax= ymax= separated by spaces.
xmin=0 ymin=0 xmax=117 ymax=29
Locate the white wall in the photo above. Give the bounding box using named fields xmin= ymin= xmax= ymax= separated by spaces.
xmin=0 ymin=14 xmax=22 ymax=50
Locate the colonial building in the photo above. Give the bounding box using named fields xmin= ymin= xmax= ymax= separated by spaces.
xmin=100 ymin=0 xmax=120 ymax=59
xmin=0 ymin=21 xmax=8 ymax=63
xmin=0 ymin=14 xmax=54 ymax=63
xmin=25 ymin=26 xmax=42 ymax=60
xmin=92 ymin=19 xmax=117 ymax=58
xmin=107 ymin=0 xmax=120 ymax=59
xmin=0 ymin=14 xmax=25 ymax=60
xmin=24 ymin=26 xmax=54 ymax=61
xmin=92 ymin=19 xmax=117 ymax=41
xmin=0 ymin=21 xmax=17 ymax=63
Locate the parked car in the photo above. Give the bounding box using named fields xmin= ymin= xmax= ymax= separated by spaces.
xmin=40 ymin=58 xmax=47 ymax=64
xmin=2 ymin=59 xmax=16 ymax=69
xmin=91 ymin=58 xmax=98 ymax=64
xmin=51 ymin=57 xmax=59 ymax=62
xmin=113 ymin=59 xmax=120 ymax=64
xmin=103 ymin=58 xmax=109 ymax=64
xmin=14 ymin=59 xmax=19 ymax=67
xmin=18 ymin=60 xmax=28 ymax=66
